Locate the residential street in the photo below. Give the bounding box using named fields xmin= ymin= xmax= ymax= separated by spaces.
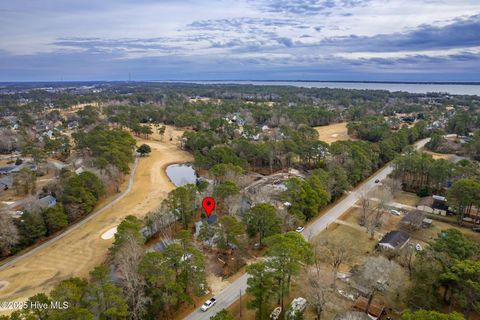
xmin=184 ymin=137 xmax=430 ymax=320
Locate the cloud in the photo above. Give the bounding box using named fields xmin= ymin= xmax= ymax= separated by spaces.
xmin=1 ymin=0 xmax=480 ymax=81
xmin=321 ymin=14 xmax=480 ymax=52
xmin=253 ymin=0 xmax=370 ymax=15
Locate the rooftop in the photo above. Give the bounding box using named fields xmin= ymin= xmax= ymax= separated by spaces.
xmin=379 ymin=230 xmax=410 ymax=249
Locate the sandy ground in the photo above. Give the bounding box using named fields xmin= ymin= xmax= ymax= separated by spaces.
xmin=0 ymin=126 xmax=192 ymax=305
xmin=421 ymin=149 xmax=452 ymax=160
xmin=314 ymin=122 xmax=354 ymax=144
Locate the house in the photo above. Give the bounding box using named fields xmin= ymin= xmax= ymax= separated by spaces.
xmin=334 ymin=312 xmax=369 ymax=320
xmin=352 ymin=297 xmax=385 ymax=320
xmin=0 ymin=166 xmax=18 ymax=175
xmin=401 ymin=210 xmax=426 ymax=230
xmin=417 ymin=195 xmax=448 ymax=216
xmin=378 ymin=230 xmax=410 ymax=250
xmin=0 ymin=176 xmax=13 ymax=190
xmin=194 ymin=214 xmax=218 ymax=237
xmin=39 ymin=195 xmax=57 ymax=208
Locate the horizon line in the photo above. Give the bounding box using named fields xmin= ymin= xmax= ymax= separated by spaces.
xmin=1 ymin=79 xmax=480 ymax=85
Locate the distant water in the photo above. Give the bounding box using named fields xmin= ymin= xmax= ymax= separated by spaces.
xmin=165 ymin=164 xmax=197 ymax=187
xmin=162 ymin=80 xmax=480 ymax=95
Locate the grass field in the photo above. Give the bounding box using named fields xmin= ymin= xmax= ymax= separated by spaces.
xmin=0 ymin=125 xmax=192 ymax=308
xmin=314 ymin=122 xmax=354 ymax=144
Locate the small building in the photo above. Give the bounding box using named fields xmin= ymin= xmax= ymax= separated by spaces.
xmin=334 ymin=311 xmax=369 ymax=320
xmin=422 ymin=218 xmax=433 ymax=228
xmin=194 ymin=214 xmax=218 ymax=237
xmin=401 ymin=210 xmax=425 ymax=230
xmin=285 ymin=297 xmax=307 ymax=319
xmin=0 ymin=166 xmax=17 ymax=175
xmin=417 ymin=196 xmax=447 ymax=216
xmin=0 ymin=176 xmax=13 ymax=190
xmin=352 ymin=297 xmax=385 ymax=320
xmin=39 ymin=195 xmax=57 ymax=208
xmin=378 ymin=230 xmax=410 ymax=250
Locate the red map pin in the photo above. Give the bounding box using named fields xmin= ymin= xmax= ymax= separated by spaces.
xmin=202 ymin=197 xmax=215 ymax=217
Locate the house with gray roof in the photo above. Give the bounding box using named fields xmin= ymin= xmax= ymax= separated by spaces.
xmin=378 ymin=230 xmax=410 ymax=250
xmin=39 ymin=195 xmax=57 ymax=208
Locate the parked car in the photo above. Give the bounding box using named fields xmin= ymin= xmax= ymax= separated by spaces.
xmin=390 ymin=209 xmax=401 ymax=216
xmin=295 ymin=226 xmax=305 ymax=233
xmin=270 ymin=307 xmax=282 ymax=320
xmin=472 ymin=227 xmax=480 ymax=233
xmin=374 ymin=179 xmax=380 ymax=183
xmin=200 ymin=298 xmax=216 ymax=312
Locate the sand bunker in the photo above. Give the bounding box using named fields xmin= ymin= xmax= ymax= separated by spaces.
xmin=0 ymin=281 xmax=9 ymax=290
xmin=101 ymin=227 xmax=117 ymax=240
xmin=315 ymin=122 xmax=354 ymax=144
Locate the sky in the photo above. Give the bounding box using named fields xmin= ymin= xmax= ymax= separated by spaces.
xmin=0 ymin=0 xmax=480 ymax=82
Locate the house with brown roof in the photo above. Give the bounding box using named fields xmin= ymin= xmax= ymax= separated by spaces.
xmin=401 ymin=210 xmax=426 ymax=230
xmin=417 ymin=195 xmax=448 ymax=216
xmin=352 ymin=297 xmax=385 ymax=320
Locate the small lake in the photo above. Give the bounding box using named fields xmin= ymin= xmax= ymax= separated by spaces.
xmin=165 ymin=163 xmax=197 ymax=187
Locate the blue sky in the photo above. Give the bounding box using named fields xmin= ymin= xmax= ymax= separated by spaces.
xmin=0 ymin=0 xmax=479 ymax=81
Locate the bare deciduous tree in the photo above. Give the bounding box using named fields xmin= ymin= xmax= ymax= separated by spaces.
xmin=105 ymin=165 xmax=123 ymax=193
xmin=366 ymin=189 xmax=392 ymax=239
xmin=23 ymin=196 xmax=43 ymax=213
xmin=353 ymin=256 xmax=400 ymax=314
xmin=144 ymin=205 xmax=176 ymax=237
xmin=0 ymin=213 xmax=19 ymax=257
xmin=398 ymin=244 xmax=416 ymax=279
xmin=366 ymin=207 xmax=384 ymax=240
xmin=13 ymin=168 xmax=36 ymax=195
xmin=114 ymin=233 xmax=149 ymax=320
xmin=315 ymin=238 xmax=354 ymax=288
xmin=359 ymin=191 xmax=371 ymax=227
xmin=384 ymin=178 xmax=402 ymax=196
xmin=304 ymin=269 xmax=332 ymax=320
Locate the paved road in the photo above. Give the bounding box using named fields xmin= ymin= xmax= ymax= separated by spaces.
xmin=0 ymin=157 xmax=139 ymax=271
xmin=185 ymin=137 xmax=430 ymax=320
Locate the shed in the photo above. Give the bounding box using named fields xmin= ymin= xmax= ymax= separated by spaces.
xmin=352 ymin=297 xmax=384 ymax=320
xmin=378 ymin=230 xmax=410 ymax=250
xmin=422 ymin=218 xmax=433 ymax=228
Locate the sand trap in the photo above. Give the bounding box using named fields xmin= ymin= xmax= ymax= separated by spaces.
xmin=0 ymin=280 xmax=9 ymax=290
xmin=315 ymin=122 xmax=355 ymax=144
xmin=101 ymin=227 xmax=118 ymax=240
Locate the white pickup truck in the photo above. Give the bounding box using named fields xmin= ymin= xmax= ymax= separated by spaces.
xmin=200 ymin=298 xmax=216 ymax=312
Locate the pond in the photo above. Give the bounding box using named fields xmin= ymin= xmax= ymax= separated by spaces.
xmin=165 ymin=163 xmax=198 ymax=187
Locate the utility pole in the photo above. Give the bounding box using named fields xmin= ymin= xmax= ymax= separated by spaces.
xmin=239 ymin=289 xmax=242 ymax=318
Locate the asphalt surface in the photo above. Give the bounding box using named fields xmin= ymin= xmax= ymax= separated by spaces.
xmin=185 ymin=137 xmax=430 ymax=320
